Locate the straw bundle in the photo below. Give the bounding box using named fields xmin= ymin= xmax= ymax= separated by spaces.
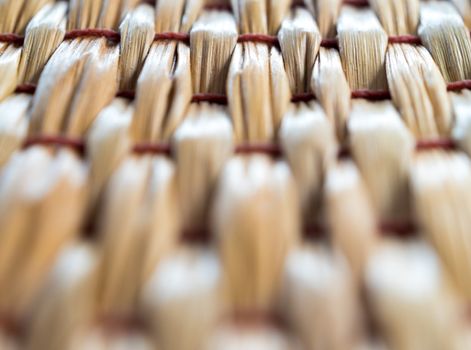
xmin=280 ymin=101 xmax=336 ymax=220
xmin=311 ymin=47 xmax=351 ymax=141
xmin=281 ymin=244 xmax=362 ymax=349
xmin=0 ymin=44 xmax=21 ymax=101
xmin=19 ymin=2 xmax=67 ymax=84
xmin=143 ymin=246 xmax=222 ymax=350
xmin=0 ymin=95 xmax=30 ymax=166
xmin=2 ymin=0 xmax=471 ymax=348
xmin=365 ymin=239 xmax=463 ymax=350
xmin=212 ymin=155 xmax=300 ymax=312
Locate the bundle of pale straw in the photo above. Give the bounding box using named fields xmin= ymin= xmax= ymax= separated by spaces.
xmin=1 ymin=0 xmax=471 ymax=349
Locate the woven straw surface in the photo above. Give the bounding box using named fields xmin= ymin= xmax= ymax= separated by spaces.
xmin=1 ymin=0 xmax=471 ymax=349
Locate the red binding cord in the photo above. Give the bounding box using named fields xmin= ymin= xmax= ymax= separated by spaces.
xmin=132 ymin=142 xmax=171 ymax=155
xmin=23 ymin=135 xmax=86 ymax=156
xmin=14 ymin=83 xmax=37 ymax=94
xmin=416 ymin=138 xmax=457 ymax=151
xmin=116 ymin=90 xmax=136 ymax=100
xmin=235 ymin=143 xmax=282 ymax=157
xmin=447 ymin=80 xmax=471 ymax=92
xmin=291 ymin=92 xmax=316 ymax=103
xmin=154 ymin=32 xmax=190 ymax=43
xmin=22 ymin=137 xmax=460 ymax=158
xmin=179 ymin=219 xmax=417 ymax=244
xmin=388 ymin=35 xmax=422 ymax=45
xmin=238 ymin=33 xmax=279 ymax=46
xmin=0 ymin=33 xmax=24 ymax=45
xmin=14 ymin=74 xmax=470 ymax=158
xmin=192 ymin=93 xmax=228 ymax=105
xmin=351 ymin=89 xmax=391 ymax=100
xmin=1 ymin=30 xmax=431 ymax=48
xmin=380 ymin=220 xmax=417 ymax=237
xmin=64 ymin=29 xmax=121 ymax=42
xmin=14 ymin=71 xmax=471 ymax=106
xmin=343 ymin=0 xmax=369 ymax=6
xmin=0 ymin=0 xmax=466 ymax=47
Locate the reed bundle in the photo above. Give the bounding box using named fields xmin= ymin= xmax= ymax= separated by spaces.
xmin=1 ymin=0 xmax=471 ymax=349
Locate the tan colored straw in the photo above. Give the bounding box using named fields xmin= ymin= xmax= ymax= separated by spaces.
xmin=1 ymin=0 xmax=471 ymax=348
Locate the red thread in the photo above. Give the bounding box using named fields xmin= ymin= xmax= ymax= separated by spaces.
xmin=13 ymin=78 xmax=471 ymax=104
xmin=337 ymin=145 xmax=352 ymax=159
xmin=159 ymin=221 xmax=417 ymax=243
xmin=204 ymin=3 xmax=232 ymax=11
xmin=154 ymin=32 xmax=190 ymax=43
xmin=322 ymin=35 xmax=424 ymax=48
xmin=23 ymin=135 xmax=86 ymax=155
xmin=192 ymin=93 xmax=228 ymax=105
xmin=447 ymin=80 xmax=471 ymax=92
xmin=380 ymin=220 xmax=416 ymax=237
xmin=64 ymin=29 xmax=121 ymax=42
xmin=0 ymin=31 xmax=442 ymax=50
xmin=351 ymin=89 xmax=391 ymax=100
xmin=116 ymin=90 xmax=135 ymax=100
xmin=238 ymin=33 xmax=279 ymax=46
xmin=0 ymin=33 xmax=24 ymax=45
xmin=416 ymin=138 xmax=457 ymax=151
xmin=0 ymin=28 xmax=460 ymax=52
xmin=388 ymin=35 xmax=422 ymax=45
xmin=235 ymin=143 xmax=282 ymax=157
xmin=1 ymin=30 xmax=189 ymax=45
xmin=321 ymin=38 xmax=339 ymax=49
xmin=304 ymin=221 xmax=418 ymax=239
xmin=132 ymin=142 xmax=172 ymax=155
xmin=118 ymin=0 xmax=369 ymax=9
xmin=304 ymin=223 xmax=327 ymax=239
xmin=344 ymin=0 xmax=369 ymax=6
xmin=291 ymin=0 xmax=307 ymax=8
xmin=291 ymin=92 xmax=316 ymax=103
xmin=23 ymin=136 xmax=461 ymax=158
xmin=14 ymin=83 xmax=37 ymax=94
xmin=181 ymin=228 xmax=210 ymax=243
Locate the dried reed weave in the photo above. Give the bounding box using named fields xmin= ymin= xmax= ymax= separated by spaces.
xmin=1 ymin=0 xmax=471 ymax=349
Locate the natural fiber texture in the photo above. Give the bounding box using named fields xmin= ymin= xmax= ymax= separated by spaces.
xmin=1 ymin=0 xmax=471 ymax=349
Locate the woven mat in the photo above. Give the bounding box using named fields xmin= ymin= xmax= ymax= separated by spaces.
xmin=1 ymin=0 xmax=471 ymax=349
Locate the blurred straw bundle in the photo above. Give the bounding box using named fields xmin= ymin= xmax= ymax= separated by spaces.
xmin=2 ymin=0 xmax=471 ymax=349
